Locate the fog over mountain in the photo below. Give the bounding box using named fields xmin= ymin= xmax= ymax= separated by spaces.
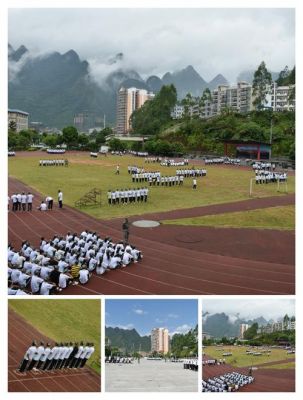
xmin=9 ymin=8 xmax=295 ymax=83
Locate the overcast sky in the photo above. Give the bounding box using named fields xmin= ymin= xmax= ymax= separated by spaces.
xmin=203 ymin=299 xmax=295 ymax=321
xmin=8 ymin=8 xmax=295 ymax=83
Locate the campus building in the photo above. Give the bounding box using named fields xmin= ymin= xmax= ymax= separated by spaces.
xmin=171 ymin=81 xmax=295 ymax=120
xmin=8 ymin=109 xmax=29 ymax=132
xmin=266 ymin=82 xmax=295 ymax=112
xmin=258 ymin=319 xmax=296 ymax=335
xmin=151 ymin=328 xmax=170 ymax=354
xmin=116 ymin=87 xmax=155 ymax=135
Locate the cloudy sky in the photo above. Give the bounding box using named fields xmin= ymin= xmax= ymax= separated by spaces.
xmin=203 ymin=299 xmax=295 ymax=321
xmin=106 ymin=299 xmax=197 ymax=336
xmin=8 ymin=8 xmax=295 ymax=83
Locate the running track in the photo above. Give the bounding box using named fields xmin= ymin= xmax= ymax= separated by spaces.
xmin=8 ymin=177 xmax=295 ymax=295
xmin=8 ymin=308 xmax=101 ymax=392
xmin=202 ymin=356 xmax=295 ymax=392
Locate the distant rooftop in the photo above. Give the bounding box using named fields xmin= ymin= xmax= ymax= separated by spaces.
xmin=8 ymin=108 xmax=29 ymax=115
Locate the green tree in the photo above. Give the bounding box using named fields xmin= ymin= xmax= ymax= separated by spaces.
xmin=8 ymin=120 xmax=17 ymax=132
xmin=108 ymin=138 xmax=126 ymax=152
xmin=62 ymin=126 xmax=79 ymax=148
xmin=243 ymin=323 xmax=259 ymax=340
xmin=252 ymin=61 xmax=272 ymax=108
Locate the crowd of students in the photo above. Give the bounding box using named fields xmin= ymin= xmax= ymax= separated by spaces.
xmin=107 ymin=188 xmax=149 ymax=204
xmin=202 ymin=358 xmax=226 ymax=366
xmin=144 ymin=157 xmax=162 ymax=163
xmin=39 ymin=159 xmax=68 ymax=166
xmin=132 ymin=172 xmax=161 ymax=183
xmin=8 ymin=230 xmax=143 ymax=295
xmin=202 ymin=372 xmax=254 ymax=392
xmin=252 ymin=161 xmax=275 ymax=170
xmin=18 ymin=341 xmax=95 ymax=373
xmin=90 ymin=152 xmax=98 ymax=158
xmin=8 ymin=151 xmax=16 ymax=156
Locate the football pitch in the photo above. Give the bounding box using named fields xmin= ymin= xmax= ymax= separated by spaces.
xmin=8 ymin=152 xmax=295 ymax=220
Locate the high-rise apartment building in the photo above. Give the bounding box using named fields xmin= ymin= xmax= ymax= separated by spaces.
xmin=151 ymin=328 xmax=170 ymax=354
xmin=8 ymin=109 xmax=29 ymax=132
xmin=116 ymin=87 xmax=155 ymax=135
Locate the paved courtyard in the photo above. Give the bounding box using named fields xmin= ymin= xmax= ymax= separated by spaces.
xmin=105 ymin=359 xmax=198 ymax=392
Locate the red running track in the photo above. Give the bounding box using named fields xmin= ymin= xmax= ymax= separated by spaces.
xmin=8 ymin=177 xmax=295 ymax=295
xmin=8 ymin=308 xmax=101 ymax=392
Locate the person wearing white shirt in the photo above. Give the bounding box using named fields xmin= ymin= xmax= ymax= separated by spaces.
xmin=40 ymin=281 xmax=55 ymax=295
xmin=38 ymin=201 xmax=47 ymax=211
xmin=122 ymin=250 xmax=133 ymax=267
xmin=46 ymin=196 xmax=53 ymax=210
xmin=58 ymin=272 xmax=72 ymax=289
xmin=21 ymin=192 xmax=27 ymax=211
xmin=36 ymin=343 xmax=51 ymax=370
xmin=28 ymin=342 xmax=44 ymax=371
xmin=58 ymin=189 xmax=63 ymax=208
xmin=19 ymin=342 xmax=37 ymax=372
xmin=79 ymin=268 xmax=90 ymax=284
xmin=16 ymin=193 xmax=22 ymax=211
xmin=80 ymin=343 xmax=95 ymax=368
xmin=30 ymin=271 xmax=44 ymax=294
xmin=18 ymin=271 xmax=31 ymax=288
xmin=63 ymin=343 xmax=74 ymax=368
xmin=74 ymin=343 xmax=85 ymax=368
xmin=11 ymin=268 xmax=21 ymax=284
xmin=49 ymin=343 xmax=61 ymax=370
xmin=27 ymin=192 xmax=34 ymax=211
xmin=11 ymin=194 xmax=17 ymax=211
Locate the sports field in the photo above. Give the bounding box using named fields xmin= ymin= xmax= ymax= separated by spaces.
xmin=8 ymin=152 xmax=295 ymax=220
xmin=9 ymin=299 xmax=101 ymax=374
xmin=204 ymin=346 xmax=295 ymax=368
xmin=162 ymin=205 xmax=295 ymax=230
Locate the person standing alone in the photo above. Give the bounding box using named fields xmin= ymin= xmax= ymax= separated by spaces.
xmin=58 ymin=190 xmax=63 ymax=208
xmin=122 ymin=218 xmax=130 ymax=245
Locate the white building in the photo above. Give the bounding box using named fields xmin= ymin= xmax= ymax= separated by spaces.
xmin=266 ymin=83 xmax=295 ymax=112
xmin=151 ymin=328 xmax=170 ymax=354
xmin=8 ymin=109 xmax=29 ymax=132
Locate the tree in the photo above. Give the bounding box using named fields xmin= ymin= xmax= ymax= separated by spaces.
xmin=62 ymin=126 xmax=79 ymax=148
xmin=9 ymin=120 xmax=17 ymax=132
xmin=108 ymin=138 xmax=126 ymax=152
xmin=276 ymin=65 xmax=290 ymax=86
xmin=252 ymin=61 xmax=272 ymax=108
xmin=243 ymin=323 xmax=259 ymax=340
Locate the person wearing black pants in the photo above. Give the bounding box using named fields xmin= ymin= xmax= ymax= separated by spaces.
xmin=18 ymin=342 xmax=37 ymax=373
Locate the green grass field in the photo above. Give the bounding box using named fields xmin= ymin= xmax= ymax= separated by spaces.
xmin=260 ymin=362 xmax=296 ymax=370
xmin=8 ymin=153 xmax=295 ymax=220
xmin=162 ymin=205 xmax=295 ymax=230
xmin=204 ymin=345 xmax=295 ymax=368
xmin=9 ymin=299 xmax=101 ymax=374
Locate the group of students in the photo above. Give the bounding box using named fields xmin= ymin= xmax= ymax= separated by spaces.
xmin=39 ymin=159 xmax=68 ymax=166
xmin=107 ymin=188 xmax=149 ymax=205
xmin=252 ymin=161 xmax=275 ymax=170
xmin=176 ymin=168 xmax=207 ymax=177
xmin=202 ymin=358 xmax=226 ymax=366
xmin=204 ymin=157 xmax=240 ymax=165
xmin=8 ymin=151 xmax=16 ymax=156
xmin=183 ymin=359 xmax=198 ymax=371
xmin=202 ymin=372 xmax=254 ymax=392
xmin=8 ymin=230 xmax=142 ymax=295
xmin=255 ymin=171 xmax=287 ymax=184
xmin=18 ymin=341 xmax=95 ymax=373
xmin=132 ymin=171 xmax=161 ymax=183
xmin=105 ymin=356 xmax=133 ymax=364
xmin=46 ymin=149 xmax=66 ymax=154
xmin=160 ymin=159 xmax=189 ymax=167
xmin=144 ymin=157 xmax=162 ymax=163
xmin=9 ymin=192 xmax=34 ymax=211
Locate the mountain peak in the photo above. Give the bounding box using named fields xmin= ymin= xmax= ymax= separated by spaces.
xmin=63 ymin=49 xmax=80 ymax=62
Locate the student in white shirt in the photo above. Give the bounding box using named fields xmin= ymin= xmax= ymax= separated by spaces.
xmin=38 ymin=201 xmax=47 ymax=211
xmin=27 ymin=192 xmax=34 ymax=211
xmin=21 ymin=192 xmax=27 ymax=211
xmin=79 ymin=268 xmax=90 ymax=284
xmin=80 ymin=343 xmax=95 ymax=368
xmin=36 ymin=343 xmax=52 ymax=370
xmin=30 ymin=271 xmax=44 ymax=294
xmin=19 ymin=342 xmax=37 ymax=372
xmin=40 ymin=281 xmax=55 ymax=295
xmin=28 ymin=342 xmax=44 ymax=371
xmin=58 ymin=189 xmax=63 ymax=208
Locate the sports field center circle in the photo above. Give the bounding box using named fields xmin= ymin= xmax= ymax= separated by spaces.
xmin=132 ymin=220 xmax=161 ymax=228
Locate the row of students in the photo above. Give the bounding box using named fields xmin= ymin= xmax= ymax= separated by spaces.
xmin=176 ymin=168 xmax=207 ymax=177
xmin=160 ymin=159 xmax=189 ymax=166
xmin=252 ymin=162 xmax=275 ymax=170
xmin=255 ymin=172 xmax=287 ymax=184
xmin=9 ymin=192 xmax=34 ymax=211
xmin=144 ymin=157 xmax=162 ymax=163
xmin=19 ymin=341 xmax=95 ymax=373
xmin=107 ymin=188 xmax=148 ymax=204
xmin=46 ymin=149 xmax=66 ymax=154
xmin=39 ymin=159 xmax=68 ymax=166
xmin=8 ymin=151 xmax=16 ymax=156
xmin=132 ymin=171 xmax=161 ymax=182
